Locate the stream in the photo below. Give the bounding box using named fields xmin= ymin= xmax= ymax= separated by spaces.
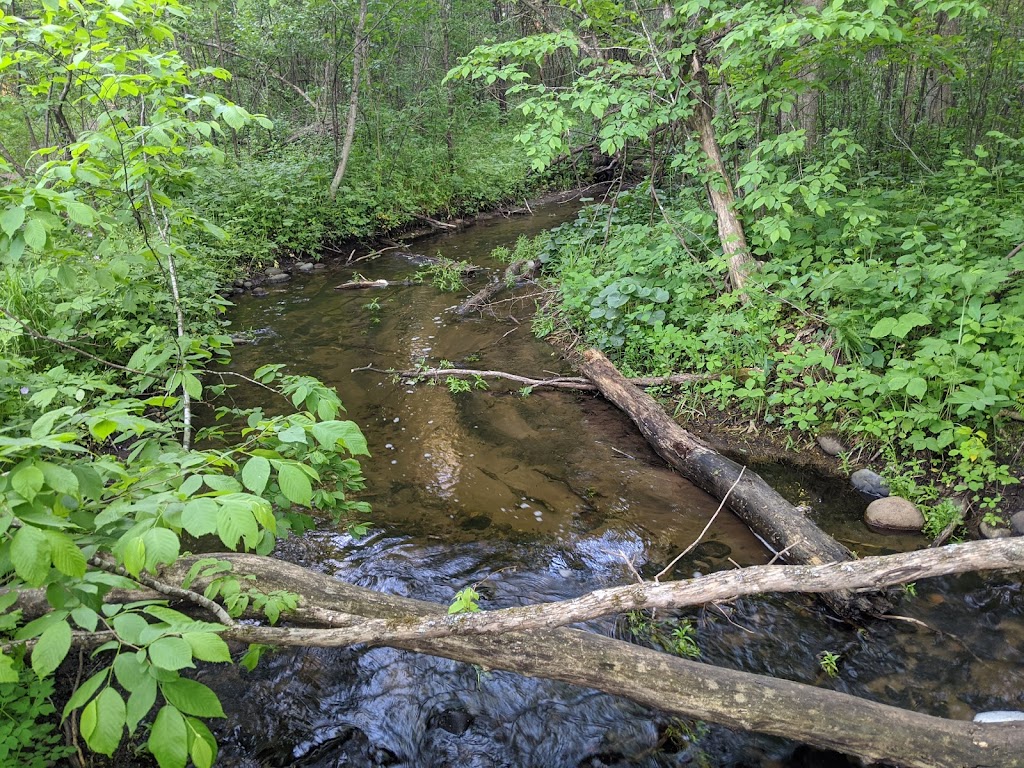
xmin=209 ymin=199 xmax=1024 ymax=767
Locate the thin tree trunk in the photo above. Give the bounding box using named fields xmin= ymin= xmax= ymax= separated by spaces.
xmin=795 ymin=0 xmax=825 ymax=149
xmin=329 ymin=0 xmax=368 ymax=199
xmin=689 ymin=51 xmax=755 ymax=292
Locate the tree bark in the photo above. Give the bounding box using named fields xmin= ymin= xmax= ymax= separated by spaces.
xmin=329 ymin=0 xmax=368 ymax=200
xmin=795 ymin=0 xmax=825 ymax=149
xmin=688 ymin=51 xmax=755 ymax=292
xmin=578 ymin=347 xmax=891 ymax=619
xmin=455 ymin=258 xmax=540 ymax=315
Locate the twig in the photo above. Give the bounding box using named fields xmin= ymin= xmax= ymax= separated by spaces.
xmin=656 ymin=467 xmax=745 ymax=582
xmin=89 ymin=555 xmax=235 ymax=626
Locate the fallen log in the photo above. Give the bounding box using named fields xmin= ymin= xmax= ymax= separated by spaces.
xmin=455 ymin=259 xmax=540 ymax=315
xmin=168 ymin=551 xmax=1023 ymax=768
xmin=579 ymin=347 xmax=892 ymax=619
xmin=335 ymin=278 xmax=395 ymax=289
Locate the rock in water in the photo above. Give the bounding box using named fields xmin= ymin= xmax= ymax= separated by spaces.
xmin=865 ymin=496 xmax=924 ymax=533
xmin=973 ymin=711 xmax=1024 ymax=723
xmin=816 ymin=434 xmax=845 ymax=456
xmin=266 ymin=272 xmax=291 ymax=283
xmin=297 ymin=262 xmax=315 ymax=272
xmin=851 ymin=468 xmax=890 ymax=497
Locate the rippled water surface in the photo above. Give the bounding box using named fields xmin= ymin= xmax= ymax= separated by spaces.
xmin=211 ymin=201 xmax=1024 ymax=766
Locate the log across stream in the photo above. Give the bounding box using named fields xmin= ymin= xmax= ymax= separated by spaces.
xmin=220 ymin=199 xmax=1024 ymax=767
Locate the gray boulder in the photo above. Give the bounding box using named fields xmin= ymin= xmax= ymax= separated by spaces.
xmin=1010 ymin=510 xmax=1024 ymax=535
xmin=816 ymin=434 xmax=845 ymax=456
xmin=266 ymin=272 xmax=291 ymax=283
xmin=979 ymin=521 xmax=1014 ymax=539
xmin=265 ymin=266 xmax=285 ymax=276
xmin=297 ymin=262 xmax=315 ymax=272
xmin=851 ymin=468 xmax=890 ymax=497
xmin=865 ymin=496 xmax=924 ymax=533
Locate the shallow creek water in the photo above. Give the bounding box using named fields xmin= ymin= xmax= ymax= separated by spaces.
xmin=210 ymin=200 xmax=1024 ymax=767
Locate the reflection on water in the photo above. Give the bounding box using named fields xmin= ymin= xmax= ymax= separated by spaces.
xmin=212 ymin=202 xmax=1024 ymax=766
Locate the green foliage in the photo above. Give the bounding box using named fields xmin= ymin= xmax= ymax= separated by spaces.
xmin=922 ymin=499 xmax=965 ymax=540
xmin=448 ymin=587 xmax=482 ymax=614
xmin=818 ymin=651 xmax=841 ymax=678
xmin=0 ymin=655 xmax=74 ymax=768
xmin=416 ymin=256 xmax=471 ymax=292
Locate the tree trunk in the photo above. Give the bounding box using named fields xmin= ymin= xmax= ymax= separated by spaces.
xmin=688 ymin=51 xmax=755 ymax=292
xmin=795 ymin=0 xmax=825 ymax=149
xmin=329 ymin=0 xmax=368 ymax=199
xmin=578 ymin=347 xmax=892 ymax=619
xmin=455 ymin=259 xmax=539 ymax=315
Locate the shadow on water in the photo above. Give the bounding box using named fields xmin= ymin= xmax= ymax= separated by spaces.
xmin=208 ymin=201 xmax=1024 ymax=766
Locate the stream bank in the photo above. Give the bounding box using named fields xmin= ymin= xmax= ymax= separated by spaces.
xmin=213 ymin=197 xmax=1024 ymax=767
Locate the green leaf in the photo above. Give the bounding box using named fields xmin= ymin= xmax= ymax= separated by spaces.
xmin=149 ymin=705 xmax=188 ymax=768
xmin=147 ymin=637 xmax=194 ymax=671
xmin=181 ymin=371 xmax=203 ymax=400
xmin=112 ymin=612 xmax=151 ymax=645
xmin=182 ymin=497 xmax=219 ymax=537
xmin=906 ymin=377 xmax=928 ymax=398
xmin=187 ymin=716 xmax=218 ymax=768
xmin=868 ymin=317 xmax=897 ymax=338
xmin=81 ymin=687 xmax=126 ymax=757
xmin=63 ymin=669 xmax=107 ymax=718
xmin=47 ymin=530 xmax=87 ymax=577
xmin=276 ymin=424 xmax=307 ymax=444
xmin=184 ymin=632 xmax=231 ymax=663
xmin=126 ymin=675 xmax=157 ymax=734
xmin=142 ymin=528 xmax=180 ymax=572
xmin=123 ymin=537 xmax=146 ymax=577
xmin=12 ymin=462 xmax=45 ymax=501
xmin=0 ymin=652 xmax=20 ymax=683
xmin=11 ymin=525 xmax=51 ymax=586
xmin=0 ymin=205 xmax=25 ymax=237
xmin=220 ymin=104 xmax=246 ymax=130
xmin=113 ymin=652 xmax=150 ymax=693
xmin=215 ymin=503 xmax=259 ymax=550
xmin=23 ymin=217 xmax=46 ymax=250
xmin=65 ymin=201 xmax=95 ymax=225
xmin=310 ymin=420 xmax=370 ymax=456
xmin=277 ymin=463 xmax=313 ymax=507
xmin=160 ymin=678 xmax=225 ymax=718
xmin=31 ymin=618 xmax=71 ymax=678
xmin=241 ymin=456 xmax=271 ymax=495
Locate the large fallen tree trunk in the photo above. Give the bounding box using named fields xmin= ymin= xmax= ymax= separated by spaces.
xmin=168 ymin=549 xmax=1022 ymax=768
xmin=579 ymin=348 xmax=891 ymax=619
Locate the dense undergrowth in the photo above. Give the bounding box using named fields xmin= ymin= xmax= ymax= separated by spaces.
xmin=186 ymin=105 xmax=564 ymax=267
xmin=530 ymin=131 xmax=1024 ymax=525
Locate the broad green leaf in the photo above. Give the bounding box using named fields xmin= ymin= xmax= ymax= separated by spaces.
xmin=0 ymin=205 xmax=25 ymax=237
xmin=113 ymin=652 xmax=150 ymax=692
xmin=906 ymin=377 xmax=928 ymax=398
xmin=310 ymin=420 xmax=370 ymax=456
xmin=868 ymin=317 xmax=896 ymax=338
xmin=63 ymin=669 xmax=107 ymax=718
xmin=23 ymin=218 xmax=46 ymax=250
xmin=81 ymin=687 xmax=126 ymax=756
xmin=0 ymin=652 xmax=19 ymax=683
xmin=142 ymin=528 xmax=180 ymax=572
xmin=123 ymin=537 xmax=146 ymax=577
xmin=31 ymin=619 xmax=71 ymax=678
xmin=187 ymin=716 xmax=218 ymax=768
xmin=40 ymin=462 xmax=79 ymax=496
xmin=241 ymin=456 xmax=271 ymax=495
xmin=65 ymin=201 xmax=95 ymax=225
xmin=215 ymin=504 xmax=258 ymax=550
xmin=12 ymin=462 xmax=45 ymax=501
xmin=276 ymin=424 xmax=307 ymax=444
xmin=112 ymin=613 xmax=151 ymax=645
xmin=46 ymin=530 xmax=87 ymax=577
xmin=183 ymin=632 xmax=231 ymax=663
xmin=147 ymin=636 xmax=194 ymax=671
xmin=181 ymin=371 xmax=203 ymax=400
xmin=182 ymin=497 xmax=219 ymax=537
xmin=160 ymin=678 xmax=225 ymax=718
xmin=126 ymin=675 xmax=157 ymax=734
xmin=71 ymin=606 xmax=99 ymax=632
xmin=149 ymin=705 xmax=188 ymax=768
xmin=220 ymin=104 xmax=246 ymax=130
xmin=11 ymin=525 xmax=51 ymax=586
xmin=277 ymin=463 xmax=313 ymax=507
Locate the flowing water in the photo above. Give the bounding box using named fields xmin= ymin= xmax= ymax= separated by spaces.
xmin=209 ymin=200 xmax=1024 ymax=767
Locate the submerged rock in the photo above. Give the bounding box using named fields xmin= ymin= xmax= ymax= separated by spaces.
xmin=266 ymin=272 xmax=291 ymax=283
xmin=816 ymin=434 xmax=845 ymax=456
xmin=297 ymin=262 xmax=315 ymax=272
xmin=851 ymin=468 xmax=890 ymax=497
xmin=973 ymin=711 xmax=1024 ymax=723
xmin=252 ymin=287 xmax=269 ymax=297
xmin=865 ymin=496 xmax=924 ymax=533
